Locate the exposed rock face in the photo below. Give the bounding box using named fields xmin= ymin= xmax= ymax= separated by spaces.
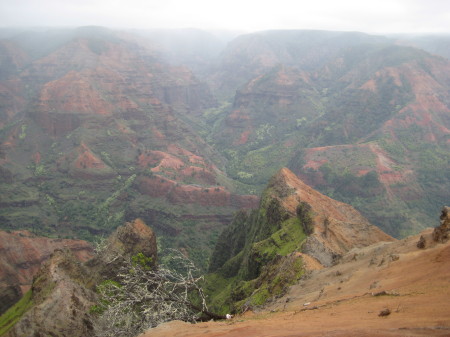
xmin=432 ymin=206 xmax=450 ymax=243
xmin=210 ymin=168 xmax=394 ymax=274
xmin=4 ymin=249 xmax=97 ymax=337
xmin=104 ymin=218 xmax=157 ymax=260
xmin=271 ymin=168 xmax=395 ymax=266
xmin=87 ymin=218 xmax=158 ymax=283
xmin=137 ymin=175 xmax=258 ymax=208
xmin=0 ymin=230 xmax=93 ymax=315
xmin=207 ymin=168 xmax=394 ymax=312
xmin=4 ymin=219 xmax=158 ymax=337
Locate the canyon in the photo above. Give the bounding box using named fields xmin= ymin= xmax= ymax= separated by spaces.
xmin=1 ymin=27 xmax=449 ymax=250
xmin=0 ymin=26 xmax=449 ymax=335
xmin=0 ymin=171 xmax=448 ymax=336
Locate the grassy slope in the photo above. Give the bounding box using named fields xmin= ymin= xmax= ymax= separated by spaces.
xmin=0 ymin=290 xmax=33 ymax=336
xmin=205 ymin=196 xmax=308 ymax=314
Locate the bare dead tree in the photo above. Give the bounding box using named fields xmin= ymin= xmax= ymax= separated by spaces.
xmin=92 ymin=250 xmax=221 ymax=337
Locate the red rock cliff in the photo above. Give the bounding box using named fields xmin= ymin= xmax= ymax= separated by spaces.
xmin=0 ymin=230 xmax=93 ymax=314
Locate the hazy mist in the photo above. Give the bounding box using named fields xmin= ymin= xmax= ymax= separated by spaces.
xmin=1 ymin=0 xmax=450 ymax=34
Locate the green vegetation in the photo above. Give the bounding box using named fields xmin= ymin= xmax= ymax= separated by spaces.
xmin=202 ymin=273 xmax=237 ymax=314
xmin=319 ymin=164 xmax=382 ymax=199
xmin=252 ymin=217 xmax=306 ymax=258
xmin=296 ymin=202 xmax=314 ymax=235
xmin=379 ymin=138 xmax=407 ymax=160
xmin=1 ymin=31 xmax=449 ymax=326
xmin=100 ymin=151 xmax=115 ymax=168
xmin=222 ymin=143 xmax=295 ymax=189
xmin=0 ymin=290 xmax=33 ymax=336
xmin=18 ymin=124 xmax=27 ymax=140
xmin=233 ymin=255 xmax=304 ymax=309
xmin=205 ymin=176 xmax=310 ymax=313
xmin=89 ymin=280 xmax=122 ymax=316
xmin=33 ymin=164 xmax=46 ymax=176
xmin=131 ymin=252 xmax=154 ymax=270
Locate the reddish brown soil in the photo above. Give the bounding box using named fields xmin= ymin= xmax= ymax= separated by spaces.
xmin=38 ymin=70 xmax=113 ymax=115
xmin=136 ymin=144 xmax=259 ymax=207
xmin=151 ymin=127 xmax=166 ymax=140
xmin=275 ymin=168 xmax=394 ymax=263
xmin=138 ymin=151 xmax=183 ymax=170
xmin=0 ymin=230 xmax=93 ymax=295
xmin=141 ymin=232 xmax=450 ymax=337
xmin=303 ymin=158 xmax=327 ymax=170
xmin=236 ymin=130 xmax=251 ymax=145
xmin=74 ymin=143 xmax=106 ymax=169
xmin=138 ymin=145 xmax=219 ymax=185
xmin=137 ymin=175 xmax=258 ymax=208
xmin=374 ymin=60 xmax=450 ymax=143
xmin=227 ymin=109 xmax=250 ymax=125
xmin=32 ymin=152 xmax=41 ymax=164
xmin=301 ymin=143 xmax=418 ymax=201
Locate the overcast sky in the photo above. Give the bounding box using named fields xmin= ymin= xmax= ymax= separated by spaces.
xmin=1 ymin=0 xmax=450 ymax=34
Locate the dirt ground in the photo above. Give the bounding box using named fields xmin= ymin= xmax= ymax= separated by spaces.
xmin=140 ymin=230 xmax=450 ymax=337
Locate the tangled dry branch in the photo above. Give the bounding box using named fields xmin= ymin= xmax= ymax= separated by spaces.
xmin=93 ymin=250 xmax=213 ymax=337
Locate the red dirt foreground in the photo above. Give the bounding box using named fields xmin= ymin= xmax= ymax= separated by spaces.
xmin=140 ymin=230 xmax=450 ymax=337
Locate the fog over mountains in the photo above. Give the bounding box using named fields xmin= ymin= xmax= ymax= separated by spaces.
xmin=0 ymin=26 xmax=449 ymax=260
xmin=0 ymin=25 xmax=450 ymax=336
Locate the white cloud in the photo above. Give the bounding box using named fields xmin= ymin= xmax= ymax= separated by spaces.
xmin=1 ymin=0 xmax=450 ymax=34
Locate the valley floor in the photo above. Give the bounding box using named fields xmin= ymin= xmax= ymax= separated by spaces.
xmin=141 ymin=230 xmax=450 ymax=337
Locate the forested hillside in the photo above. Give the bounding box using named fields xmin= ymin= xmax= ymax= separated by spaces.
xmin=0 ymin=27 xmax=449 ymax=264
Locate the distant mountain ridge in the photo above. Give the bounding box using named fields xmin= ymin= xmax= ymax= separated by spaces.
xmin=0 ymin=26 xmax=449 ymax=267
xmin=205 ymin=30 xmax=450 ymax=237
xmin=0 ymin=27 xmax=257 ymax=271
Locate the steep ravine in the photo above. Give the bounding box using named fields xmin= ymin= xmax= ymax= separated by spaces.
xmin=205 ymin=168 xmax=394 ymax=314
xmin=142 ymin=207 xmax=450 ymax=337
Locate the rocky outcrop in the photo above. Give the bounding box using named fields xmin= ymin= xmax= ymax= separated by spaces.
xmin=137 ymin=175 xmax=258 ymax=208
xmin=3 ymin=219 xmax=158 ymax=337
xmin=86 ymin=218 xmax=158 ymax=284
xmin=4 ymin=249 xmax=97 ymax=337
xmin=107 ymin=218 xmax=157 ymax=259
xmin=271 ymin=168 xmax=395 ymax=266
xmin=416 ymin=206 xmax=450 ymax=249
xmin=207 ymin=168 xmax=394 ymax=312
xmin=31 ymin=110 xmax=82 ymax=137
xmin=432 ymin=206 xmax=450 ymax=243
xmin=210 ymin=168 xmax=394 ymax=275
xmin=68 ymin=143 xmax=116 ymax=180
xmin=135 ymin=145 xmax=259 ymax=209
xmin=0 ymin=230 xmax=93 ymax=315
